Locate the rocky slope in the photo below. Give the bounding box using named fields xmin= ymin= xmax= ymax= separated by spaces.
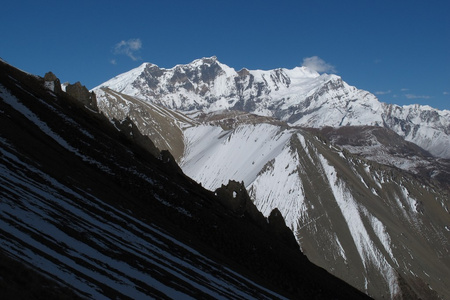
xmin=308 ymin=126 xmax=450 ymax=188
xmin=94 ymin=56 xmax=450 ymax=159
xmin=0 ymin=60 xmax=371 ymax=299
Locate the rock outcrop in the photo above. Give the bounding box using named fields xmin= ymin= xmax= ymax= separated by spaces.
xmin=43 ymin=71 xmax=62 ymax=94
xmin=214 ymin=180 xmax=299 ymax=250
xmin=66 ymin=81 xmax=98 ymax=111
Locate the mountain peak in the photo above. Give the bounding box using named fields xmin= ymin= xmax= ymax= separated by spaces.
xmin=203 ymin=55 xmax=218 ymax=62
xmin=188 ymin=56 xmax=219 ymax=68
xmin=292 ymin=66 xmax=320 ymax=76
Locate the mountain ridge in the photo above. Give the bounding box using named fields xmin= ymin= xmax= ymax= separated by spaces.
xmin=94 ymin=56 xmax=450 ymax=159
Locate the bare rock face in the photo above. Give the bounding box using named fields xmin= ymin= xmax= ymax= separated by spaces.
xmin=43 ymin=71 xmax=62 ymax=94
xmin=66 ymin=81 xmax=98 ymax=111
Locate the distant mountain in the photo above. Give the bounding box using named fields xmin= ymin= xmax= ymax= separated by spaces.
xmin=93 ymin=58 xmax=450 ymax=299
xmin=94 ymin=56 xmax=450 ymax=159
xmin=0 ymin=60 xmax=370 ymax=299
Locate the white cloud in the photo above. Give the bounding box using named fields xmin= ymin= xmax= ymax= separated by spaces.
xmin=113 ymin=38 xmax=142 ymax=61
xmin=405 ymin=94 xmax=431 ymax=99
xmin=400 ymin=88 xmax=409 ymax=92
xmin=375 ymin=90 xmax=392 ymax=95
xmin=301 ymin=56 xmax=336 ymax=73
xmin=110 ymin=59 xmax=117 ymax=65
xmin=444 ymin=91 xmax=449 ymax=95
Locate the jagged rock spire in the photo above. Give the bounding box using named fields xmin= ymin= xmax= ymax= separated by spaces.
xmin=44 ymin=71 xmax=62 ymax=94
xmin=66 ymin=81 xmax=98 ymax=111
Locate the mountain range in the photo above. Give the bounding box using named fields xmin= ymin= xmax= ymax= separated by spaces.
xmin=1 ymin=55 xmax=449 ymax=299
xmin=92 ymin=57 xmax=450 ymax=299
xmin=96 ymin=56 xmax=450 ymax=159
xmin=0 ymin=59 xmax=373 ymax=299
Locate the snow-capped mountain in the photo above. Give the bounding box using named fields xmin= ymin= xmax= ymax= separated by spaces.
xmin=94 ymin=56 xmax=450 ymax=159
xmin=1 ymin=60 xmax=372 ymax=299
xmin=93 ymin=57 xmax=450 ymax=299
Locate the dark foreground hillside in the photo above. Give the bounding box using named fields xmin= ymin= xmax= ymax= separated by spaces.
xmin=0 ymin=60 xmax=369 ymax=299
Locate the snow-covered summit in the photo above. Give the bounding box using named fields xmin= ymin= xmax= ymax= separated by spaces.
xmin=94 ymin=57 xmax=450 ymax=158
xmin=93 ymin=56 xmax=342 ymax=114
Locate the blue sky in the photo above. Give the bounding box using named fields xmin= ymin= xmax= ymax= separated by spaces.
xmin=2 ymin=0 xmax=449 ymax=110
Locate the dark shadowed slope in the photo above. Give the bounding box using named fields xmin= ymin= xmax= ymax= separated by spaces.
xmin=0 ymin=60 xmax=369 ymax=299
